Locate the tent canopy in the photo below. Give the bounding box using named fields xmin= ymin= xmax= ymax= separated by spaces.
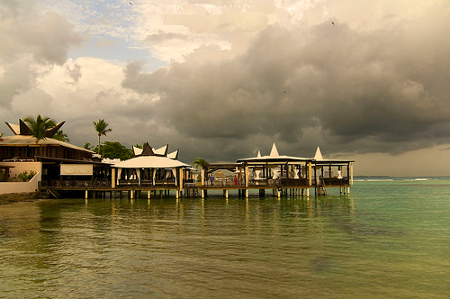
xmin=112 ymin=155 xmax=189 ymax=169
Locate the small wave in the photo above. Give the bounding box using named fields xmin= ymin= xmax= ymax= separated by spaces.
xmin=366 ymin=179 xmax=394 ymax=182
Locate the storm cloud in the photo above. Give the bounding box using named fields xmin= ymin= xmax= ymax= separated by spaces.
xmin=2 ymin=0 xmax=450 ymax=175
xmin=122 ymin=9 xmax=450 ymax=160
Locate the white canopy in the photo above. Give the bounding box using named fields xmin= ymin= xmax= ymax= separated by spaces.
xmin=112 ymin=155 xmax=189 ymax=169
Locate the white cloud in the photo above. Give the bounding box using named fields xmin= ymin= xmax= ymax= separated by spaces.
xmin=2 ymin=0 xmax=450 ymax=175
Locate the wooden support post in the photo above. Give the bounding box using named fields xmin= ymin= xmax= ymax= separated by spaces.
xmin=329 ymin=164 xmax=332 ymax=183
xmin=308 ymin=162 xmax=312 ymax=187
xmin=85 ymin=190 xmax=89 ymax=199
xmin=244 ymin=165 xmax=248 ymax=189
xmin=350 ymin=163 xmax=354 ymax=186
xmin=201 ymin=167 xmax=205 ymax=187
xmin=245 ymin=189 xmax=248 ymax=198
xmin=111 ymin=168 xmax=116 ymax=188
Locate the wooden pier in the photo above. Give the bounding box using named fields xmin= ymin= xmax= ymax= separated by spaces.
xmin=37 ymin=144 xmax=354 ymax=200
xmin=39 ymin=175 xmax=351 ymax=200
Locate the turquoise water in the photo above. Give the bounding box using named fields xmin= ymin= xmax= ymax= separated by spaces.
xmin=1 ymin=179 xmax=449 ymax=298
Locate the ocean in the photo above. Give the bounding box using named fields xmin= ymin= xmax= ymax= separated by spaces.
xmin=0 ymin=178 xmax=449 ymax=298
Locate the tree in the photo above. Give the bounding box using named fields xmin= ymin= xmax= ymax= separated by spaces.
xmin=100 ymin=141 xmax=133 ymax=160
xmin=93 ymin=119 xmax=112 ymax=154
xmin=133 ymin=143 xmax=145 ymax=149
xmin=192 ymin=158 xmax=209 ymax=170
xmin=53 ymin=130 xmax=69 ymax=142
xmin=192 ymin=158 xmax=209 ymax=182
xmin=83 ymin=142 xmax=94 ymax=150
xmin=23 ymin=115 xmax=56 ymax=144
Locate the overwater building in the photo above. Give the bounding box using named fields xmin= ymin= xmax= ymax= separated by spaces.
xmin=1 ymin=119 xmax=353 ymax=198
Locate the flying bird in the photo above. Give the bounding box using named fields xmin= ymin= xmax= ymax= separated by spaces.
xmin=129 ymin=1 xmax=132 ymax=5
xmin=332 ymin=21 xmax=335 ymax=25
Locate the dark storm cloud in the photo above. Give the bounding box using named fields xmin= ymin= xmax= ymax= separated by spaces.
xmin=122 ymin=12 xmax=450 ymax=161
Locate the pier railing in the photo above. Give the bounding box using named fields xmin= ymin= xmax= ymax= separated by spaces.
xmin=202 ymin=178 xmax=312 ymax=188
xmin=41 ymin=180 xmax=111 ymax=189
xmin=39 ymin=177 xmax=351 ymax=192
xmin=318 ymin=178 xmax=350 ymax=186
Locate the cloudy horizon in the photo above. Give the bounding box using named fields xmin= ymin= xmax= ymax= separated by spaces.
xmin=1 ymin=0 xmax=450 ymax=176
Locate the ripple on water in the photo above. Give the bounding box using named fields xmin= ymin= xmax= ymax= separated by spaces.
xmin=0 ymin=187 xmax=449 ymax=298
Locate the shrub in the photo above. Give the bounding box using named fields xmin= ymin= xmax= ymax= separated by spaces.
xmin=17 ymin=170 xmax=37 ymax=182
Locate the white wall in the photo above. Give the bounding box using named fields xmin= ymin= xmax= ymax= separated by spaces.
xmin=0 ymin=162 xmax=42 ymax=194
xmin=0 ymin=172 xmax=41 ymax=194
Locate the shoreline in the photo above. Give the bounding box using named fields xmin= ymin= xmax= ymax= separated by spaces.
xmin=0 ymin=192 xmax=50 ymax=205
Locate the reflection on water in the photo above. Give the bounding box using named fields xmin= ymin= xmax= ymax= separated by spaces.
xmin=1 ymin=182 xmax=449 ymax=298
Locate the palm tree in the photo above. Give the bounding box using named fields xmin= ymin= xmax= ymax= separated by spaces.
xmin=192 ymin=158 xmax=209 ymax=183
xmin=192 ymin=158 xmax=209 ymax=169
xmin=23 ymin=115 xmax=56 ymax=144
xmin=83 ymin=142 xmax=94 ymax=150
xmin=93 ymin=119 xmax=112 ymax=154
xmin=53 ymin=130 xmax=69 ymax=142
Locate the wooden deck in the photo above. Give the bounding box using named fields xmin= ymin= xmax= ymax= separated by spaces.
xmin=39 ymin=177 xmax=351 ymax=199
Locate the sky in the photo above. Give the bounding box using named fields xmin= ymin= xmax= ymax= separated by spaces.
xmin=1 ymin=0 xmax=450 ymax=177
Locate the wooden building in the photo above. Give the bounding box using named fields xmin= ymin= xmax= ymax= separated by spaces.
xmin=0 ymin=119 xmax=102 ymax=195
xmin=199 ymin=144 xmax=354 ymax=198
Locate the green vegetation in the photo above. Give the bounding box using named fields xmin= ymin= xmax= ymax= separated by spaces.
xmin=133 ymin=143 xmax=145 ymax=149
xmin=23 ymin=115 xmax=55 ymax=144
xmin=17 ymin=170 xmax=37 ymax=182
xmin=192 ymin=158 xmax=209 ymax=170
xmin=192 ymin=158 xmax=209 ymax=182
xmin=53 ymin=130 xmax=69 ymax=142
xmin=8 ymin=170 xmax=37 ymax=182
xmin=83 ymin=142 xmax=93 ymax=150
xmin=98 ymin=141 xmax=133 ymax=160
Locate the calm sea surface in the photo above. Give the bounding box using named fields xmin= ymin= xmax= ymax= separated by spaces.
xmin=1 ymin=179 xmax=449 ymax=298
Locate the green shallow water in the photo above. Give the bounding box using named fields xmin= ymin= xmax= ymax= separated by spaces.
xmin=1 ymin=179 xmax=449 ymax=298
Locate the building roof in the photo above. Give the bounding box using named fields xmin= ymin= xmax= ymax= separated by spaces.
xmin=5 ymin=119 xmax=65 ymax=138
xmin=312 ymin=147 xmax=354 ymax=164
xmin=0 ymin=135 xmax=94 ymax=153
xmin=112 ymin=155 xmax=189 ymax=169
xmin=237 ymin=143 xmax=312 ymax=163
xmin=114 ymin=142 xmax=187 ymax=169
xmin=237 ymin=144 xmax=354 ymax=164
